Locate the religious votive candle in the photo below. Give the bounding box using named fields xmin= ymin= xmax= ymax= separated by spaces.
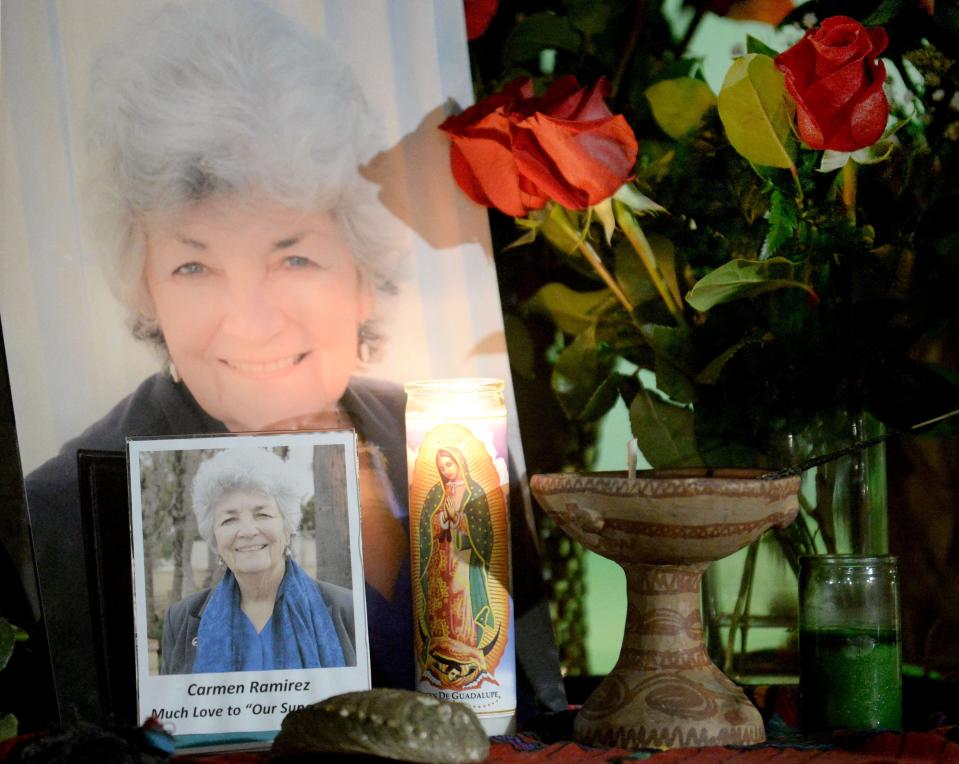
xmin=405 ymin=378 xmax=515 ymax=735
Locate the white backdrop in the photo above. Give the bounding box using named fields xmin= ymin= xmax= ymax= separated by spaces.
xmin=1 ymin=0 xmax=515 ymax=475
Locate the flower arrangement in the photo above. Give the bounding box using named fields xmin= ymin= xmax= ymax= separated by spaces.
xmin=445 ymin=0 xmax=959 ymax=673
xmin=444 ymin=0 xmax=958 ymax=473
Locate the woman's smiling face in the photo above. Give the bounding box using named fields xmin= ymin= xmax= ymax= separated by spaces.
xmin=211 ymin=488 xmax=290 ymax=577
xmin=142 ymin=197 xmax=372 ymax=432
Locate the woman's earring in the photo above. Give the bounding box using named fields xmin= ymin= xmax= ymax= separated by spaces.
xmin=169 ymin=362 xmax=181 ymax=384
xmin=217 ymin=556 xmax=225 ymax=568
xmin=357 ymin=321 xmax=375 ymax=364
xmin=285 ymin=545 xmax=292 ymax=559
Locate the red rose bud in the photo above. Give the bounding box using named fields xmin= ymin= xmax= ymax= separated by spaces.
xmin=775 ymin=16 xmax=889 ymax=152
xmin=464 ymin=0 xmax=498 ymax=40
xmin=440 ymin=77 xmax=638 ymax=215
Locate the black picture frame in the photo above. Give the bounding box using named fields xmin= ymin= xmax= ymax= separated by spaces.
xmin=76 ymin=449 xmax=137 ymax=724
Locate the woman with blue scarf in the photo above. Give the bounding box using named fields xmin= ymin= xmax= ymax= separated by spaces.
xmin=161 ymin=448 xmax=355 ymax=674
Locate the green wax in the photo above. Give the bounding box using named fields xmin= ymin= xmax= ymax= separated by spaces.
xmin=800 ymin=627 xmax=902 ymax=732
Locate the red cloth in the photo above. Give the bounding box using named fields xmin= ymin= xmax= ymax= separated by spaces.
xmin=484 ymin=728 xmax=959 ymax=763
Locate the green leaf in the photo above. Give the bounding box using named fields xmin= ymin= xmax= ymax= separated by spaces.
xmin=645 ymin=77 xmax=717 ymax=139
xmin=628 ymin=386 xmax=703 ymax=468
xmin=580 ymin=370 xmax=628 ymax=421
xmin=717 ymin=54 xmax=796 ymax=169
xmin=614 ymin=240 xmax=658 ymax=306
xmin=656 ymin=355 xmax=696 ymax=404
xmin=766 ymin=187 xmax=799 ymax=256
xmin=0 ymin=713 xmax=17 ymax=742
xmin=528 ymin=283 xmax=610 ymax=335
xmin=643 ymin=324 xmax=693 ymax=368
xmin=696 ymin=333 xmax=769 ymax=384
xmin=0 ymin=619 xmax=14 ymax=672
xmin=746 ymin=35 xmax=780 ymax=58
xmin=644 ymin=324 xmax=695 ymax=404
xmin=551 ymin=328 xmax=615 ymax=420
xmin=646 ymin=234 xmax=683 ymax=310
xmin=864 ymin=0 xmax=911 ymax=24
xmin=562 ymin=0 xmax=611 ymax=35
xmin=502 ymin=13 xmax=581 ymax=67
xmin=686 ymin=257 xmax=816 ymax=311
xmin=502 ymin=313 xmax=537 ymax=380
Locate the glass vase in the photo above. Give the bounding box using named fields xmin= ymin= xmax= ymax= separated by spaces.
xmin=703 ymin=410 xmax=888 ymax=683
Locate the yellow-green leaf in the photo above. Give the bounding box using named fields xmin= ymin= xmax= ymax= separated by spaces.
xmin=685 ymin=257 xmax=816 ymax=311
xmin=528 ymin=283 xmax=610 ymax=335
xmin=645 ymin=77 xmax=717 ymax=139
xmin=0 ymin=713 xmax=17 ymax=742
xmin=718 ymin=54 xmax=796 ymax=169
xmin=539 ymin=203 xmax=585 ymax=254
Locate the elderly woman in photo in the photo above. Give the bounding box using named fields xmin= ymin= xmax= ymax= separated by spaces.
xmin=26 ymin=0 xmax=412 ymax=691
xmin=161 ymin=448 xmax=355 ymax=674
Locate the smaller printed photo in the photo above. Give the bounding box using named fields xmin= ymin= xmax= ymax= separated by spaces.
xmin=127 ymin=430 xmax=369 ymax=750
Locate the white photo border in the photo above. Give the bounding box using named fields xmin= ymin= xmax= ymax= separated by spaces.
xmin=127 ymin=430 xmax=370 ymax=749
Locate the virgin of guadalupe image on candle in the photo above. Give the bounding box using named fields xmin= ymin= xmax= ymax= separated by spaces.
xmin=409 ymin=427 xmax=509 ymax=691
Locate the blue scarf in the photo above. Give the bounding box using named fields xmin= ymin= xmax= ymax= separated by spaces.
xmin=193 ymin=559 xmax=346 ymax=672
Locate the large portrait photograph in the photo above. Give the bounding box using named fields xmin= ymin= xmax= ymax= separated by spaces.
xmin=128 ymin=431 xmax=368 ymax=745
xmin=0 ymin=0 xmax=561 ymax=730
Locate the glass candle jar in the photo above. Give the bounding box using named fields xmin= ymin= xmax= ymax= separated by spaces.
xmin=405 ymin=378 xmax=515 ymax=735
xmin=799 ymin=555 xmax=902 ymax=732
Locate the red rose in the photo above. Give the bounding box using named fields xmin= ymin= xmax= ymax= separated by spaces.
xmin=774 ymin=16 xmax=889 ymax=152
xmin=513 ymin=78 xmax=638 ymax=210
xmin=439 ymin=79 xmax=548 ymax=217
xmin=464 ymin=0 xmax=498 ymax=40
xmin=439 ymin=77 xmax=638 ymax=216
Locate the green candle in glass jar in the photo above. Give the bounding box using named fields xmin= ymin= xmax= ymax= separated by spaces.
xmin=800 ymin=626 xmax=902 ymax=731
xmin=799 ymin=556 xmax=902 ymax=732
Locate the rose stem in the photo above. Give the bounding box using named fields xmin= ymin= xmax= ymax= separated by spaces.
xmin=842 ymin=160 xmax=857 ymax=224
xmin=552 ymin=209 xmax=637 ymax=317
xmin=615 ymin=202 xmax=689 ymax=329
xmin=611 ymin=0 xmax=647 ymax=100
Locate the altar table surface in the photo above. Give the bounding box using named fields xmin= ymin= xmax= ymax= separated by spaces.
xmin=165 ymin=727 xmax=959 ymax=764
xmin=2 ymin=722 xmax=958 ymax=762
xmin=3 ymin=682 xmax=958 ymax=762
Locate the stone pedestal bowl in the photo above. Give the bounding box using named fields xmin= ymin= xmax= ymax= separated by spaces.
xmin=530 ymin=468 xmax=801 ymax=750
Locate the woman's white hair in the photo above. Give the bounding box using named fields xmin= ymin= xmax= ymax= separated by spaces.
xmin=192 ymin=447 xmax=307 ymax=549
xmin=85 ymin=0 xmax=405 ymax=358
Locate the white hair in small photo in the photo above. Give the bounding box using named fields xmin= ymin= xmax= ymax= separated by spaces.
xmin=191 ymin=447 xmax=313 ymax=548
